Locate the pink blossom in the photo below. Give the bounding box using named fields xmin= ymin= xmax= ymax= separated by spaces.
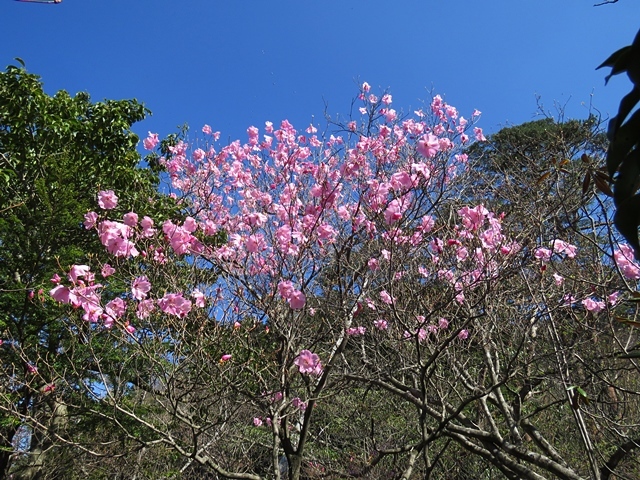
xmin=294 ymin=350 xmax=323 ymax=375
xmin=582 ymin=298 xmax=605 ymax=313
xmin=136 ymin=299 xmax=155 ymax=319
xmin=362 ymin=82 xmax=371 ymax=92
xmin=417 ymin=329 xmax=428 ymax=342
xmin=202 ymin=124 xmax=212 ymax=135
xmin=50 ymin=273 xmax=61 ymax=284
xmin=614 ymin=244 xmax=640 ymax=280
xmin=131 ymin=276 xmax=151 ymax=300
xmin=553 ymin=273 xmax=564 ymax=286
xmin=143 ymin=132 xmax=159 ymax=150
xmin=101 ymin=264 xmax=115 ymax=278
xmin=140 ymin=216 xmax=156 ymax=237
xmin=50 ymin=285 xmax=76 ymax=304
xmin=458 ymin=205 xmax=488 ymax=231
xmin=374 ymin=319 xmax=388 ymax=330
xmin=124 ymin=322 xmax=136 ymax=334
xmin=552 ymin=239 xmax=577 ymax=258
xmin=219 ymin=354 xmax=232 ymax=363
xmin=534 ymin=248 xmax=552 ymax=262
xmin=84 ymin=211 xmax=98 ymax=229
xmin=105 ymin=297 xmax=127 ymax=319
xmin=379 ymin=290 xmax=394 ymax=305
xmin=278 ymin=280 xmax=295 ymax=300
xmin=288 ymin=290 xmax=306 ymax=310
xmin=123 ymin=212 xmax=138 ymax=227
xmin=292 ymin=397 xmax=307 ymax=411
xmin=192 ymin=289 xmax=206 ymax=308
xmin=97 ymin=190 xmax=118 ymax=210
xmin=253 ymin=417 xmax=263 ymax=427
xmin=347 ymin=326 xmax=366 ymax=336
xmin=67 ymin=265 xmax=91 ymax=284
xmin=562 ymin=294 xmax=576 ymax=306
xmin=438 ymin=318 xmax=449 ymax=329
xmin=368 ymin=258 xmax=380 ymax=271
xmin=158 ymin=293 xmax=192 ymax=318
xmin=608 ymin=291 xmax=621 ymax=306
xmin=384 ymin=198 xmax=404 ymax=224
xmin=417 ymin=133 xmax=440 ymax=158
xmin=457 ymin=329 xmax=469 ymax=340
xmin=42 ymin=383 xmax=55 ymax=394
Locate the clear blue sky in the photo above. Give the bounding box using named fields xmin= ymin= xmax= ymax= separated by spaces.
xmin=1 ymin=0 xmax=638 ymax=144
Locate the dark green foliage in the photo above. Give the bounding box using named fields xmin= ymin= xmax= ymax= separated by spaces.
xmin=0 ymin=62 xmax=175 ymax=479
xmin=598 ymin=28 xmax=640 ymax=257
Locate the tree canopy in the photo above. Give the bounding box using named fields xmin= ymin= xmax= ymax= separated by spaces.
xmin=0 ymin=61 xmax=175 ymax=479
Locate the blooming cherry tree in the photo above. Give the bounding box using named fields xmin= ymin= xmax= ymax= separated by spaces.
xmin=42 ymin=86 xmax=640 ymax=479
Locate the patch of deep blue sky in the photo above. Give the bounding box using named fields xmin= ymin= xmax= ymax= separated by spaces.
xmin=1 ymin=0 xmax=638 ymax=146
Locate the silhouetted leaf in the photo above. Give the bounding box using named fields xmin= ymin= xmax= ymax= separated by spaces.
xmin=582 ymin=173 xmax=591 ymax=195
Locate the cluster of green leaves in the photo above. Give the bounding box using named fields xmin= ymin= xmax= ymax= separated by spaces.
xmin=598 ymin=29 xmax=640 ymax=257
xmin=0 ymin=60 xmax=178 ymax=479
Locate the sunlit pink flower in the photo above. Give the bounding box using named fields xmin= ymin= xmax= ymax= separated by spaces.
xmin=158 ymin=293 xmax=192 ymax=318
xmin=97 ymin=190 xmax=118 ymax=210
xmin=457 ymin=329 xmax=469 ymax=340
xmin=123 ymin=212 xmax=138 ymax=227
xmin=140 ymin=216 xmax=156 ymax=237
xmin=347 ymin=326 xmax=366 ymax=336
xmin=582 ymin=298 xmax=605 ymax=313
xmin=191 ymin=289 xmax=206 ymax=308
xmin=84 ymin=211 xmax=98 ymax=229
xmin=219 ymin=354 xmax=232 ymax=363
xmin=552 ymin=239 xmax=577 ymax=258
xmin=288 ymin=290 xmax=306 ymax=310
xmin=374 ymin=319 xmax=388 ymax=330
xmin=417 ymin=133 xmax=440 ymax=158
xmin=614 ymin=244 xmax=640 ymax=280
xmin=131 ymin=276 xmax=151 ymax=300
xmin=68 ymin=265 xmax=91 ymax=284
xmin=553 ymin=273 xmax=564 ymax=286
xmin=379 ymin=290 xmax=394 ymax=305
xmin=136 ymin=299 xmax=155 ymax=319
xmin=143 ymin=132 xmax=159 ymax=150
xmin=534 ymin=248 xmax=552 ymax=262
xmin=253 ymin=417 xmax=263 ymax=427
xmin=608 ymin=291 xmax=620 ymax=306
xmin=105 ymin=297 xmax=127 ymax=319
xmin=101 ymin=264 xmax=115 ymax=278
xmin=294 ymin=350 xmax=322 ymax=375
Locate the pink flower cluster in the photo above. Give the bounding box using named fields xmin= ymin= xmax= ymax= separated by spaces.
xmin=50 ymin=262 xmax=206 ymax=330
xmin=294 ymin=350 xmax=322 ymax=375
xmin=614 ymin=244 xmax=640 ymax=280
xmin=278 ymin=280 xmax=306 ymax=310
